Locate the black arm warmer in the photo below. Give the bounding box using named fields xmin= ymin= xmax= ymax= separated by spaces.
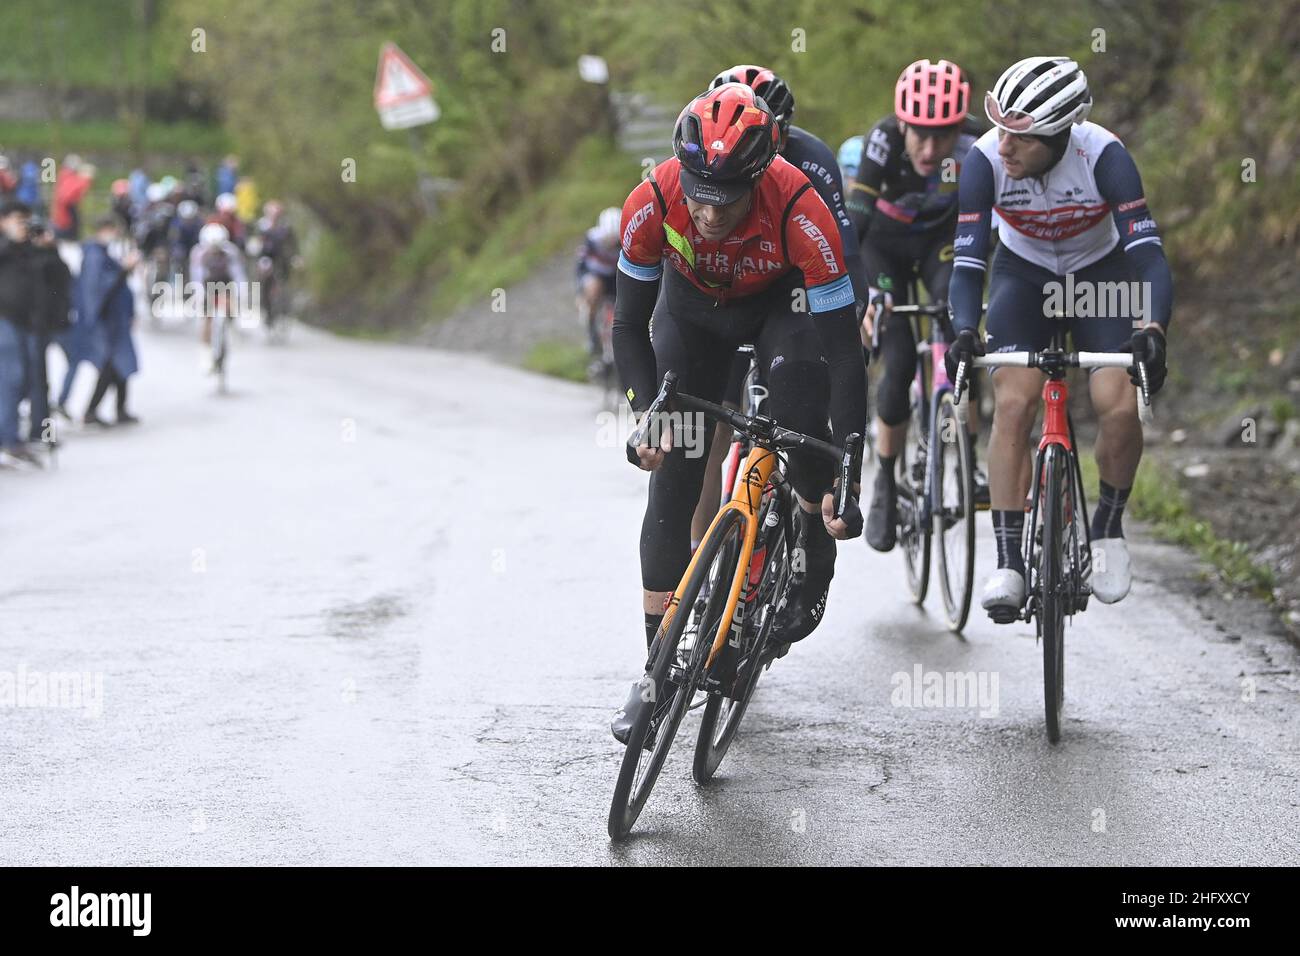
xmin=611 ymin=269 xmax=661 ymax=413
xmin=813 ymin=302 xmax=867 ymax=484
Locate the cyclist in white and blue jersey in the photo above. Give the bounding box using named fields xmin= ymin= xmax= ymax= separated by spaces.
xmin=945 ymin=57 xmax=1173 ymax=619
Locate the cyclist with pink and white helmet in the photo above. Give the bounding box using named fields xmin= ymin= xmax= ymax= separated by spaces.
xmin=846 ymin=58 xmax=988 ymax=552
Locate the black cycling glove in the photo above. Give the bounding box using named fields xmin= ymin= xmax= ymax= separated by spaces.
xmin=944 ymin=328 xmax=985 ymax=384
xmin=1123 ymin=327 xmax=1167 ymax=396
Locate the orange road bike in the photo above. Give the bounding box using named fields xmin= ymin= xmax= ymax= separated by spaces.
xmin=608 ymin=371 xmax=861 ymax=839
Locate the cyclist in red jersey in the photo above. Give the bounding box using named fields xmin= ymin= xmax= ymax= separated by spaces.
xmin=611 ymin=84 xmax=865 ymax=745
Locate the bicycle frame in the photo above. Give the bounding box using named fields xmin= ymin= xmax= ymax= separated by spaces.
xmin=893 ymin=302 xmax=955 ymax=526
xmin=660 ymin=444 xmax=780 ymax=672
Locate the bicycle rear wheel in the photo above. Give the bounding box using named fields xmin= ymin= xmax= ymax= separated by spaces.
xmin=693 ymin=485 xmax=789 ymax=783
xmin=1038 ymin=445 xmax=1067 ymax=743
xmin=898 ymin=401 xmax=931 ymax=604
xmin=214 ymin=315 xmax=229 ymax=394
xmin=933 ymin=393 xmax=975 ymax=632
xmin=608 ymin=507 xmax=746 ymax=839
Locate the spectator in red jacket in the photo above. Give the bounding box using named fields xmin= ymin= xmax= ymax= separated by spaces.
xmin=51 ymin=155 xmax=96 ymax=241
xmin=0 ymin=156 xmax=17 ymax=200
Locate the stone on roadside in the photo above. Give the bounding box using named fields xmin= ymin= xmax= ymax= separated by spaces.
xmin=1214 ymin=406 xmax=1264 ymax=447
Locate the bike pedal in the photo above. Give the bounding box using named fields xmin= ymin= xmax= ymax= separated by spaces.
xmin=986 ymin=606 xmax=1019 ymax=625
xmin=763 ymin=641 xmax=791 ymax=669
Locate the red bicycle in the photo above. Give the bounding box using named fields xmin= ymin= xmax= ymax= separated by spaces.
xmin=952 ymin=328 xmax=1152 ymax=742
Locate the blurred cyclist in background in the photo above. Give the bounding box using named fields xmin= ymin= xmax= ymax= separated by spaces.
xmin=838 ymin=134 xmax=864 ymax=185
xmin=170 ymin=200 xmax=204 ymax=284
xmin=249 ymin=200 xmax=300 ymax=331
xmin=575 ymin=206 xmax=621 ymax=373
xmin=209 ymin=192 xmax=245 ymax=248
xmin=190 ymin=221 xmax=246 ymax=365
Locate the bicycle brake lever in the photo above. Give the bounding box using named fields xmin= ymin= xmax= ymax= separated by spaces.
xmin=625 ymin=371 xmax=679 ymax=465
xmin=1135 ymin=360 xmax=1153 ymax=426
xmin=953 ymin=360 xmax=970 ymax=425
xmin=834 ymin=433 xmax=863 ymax=530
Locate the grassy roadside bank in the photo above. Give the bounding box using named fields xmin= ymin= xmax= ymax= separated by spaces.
xmin=1079 ymin=453 xmax=1280 ymax=603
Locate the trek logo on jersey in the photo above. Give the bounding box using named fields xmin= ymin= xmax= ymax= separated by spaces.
xmin=622 ymin=201 xmax=655 ymax=249
xmin=1116 ymin=198 xmax=1147 ymax=213
xmin=1127 ymin=217 xmax=1157 ymax=235
xmin=790 ymin=213 xmax=839 ymax=274
xmin=996 ymin=203 xmax=1110 ymax=242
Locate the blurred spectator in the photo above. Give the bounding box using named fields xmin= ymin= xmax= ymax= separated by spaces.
xmin=77 ymin=216 xmax=140 ymax=426
xmin=0 ymin=200 xmax=42 ymax=468
xmin=235 ymin=176 xmax=259 ymax=224
xmin=110 ymin=179 xmax=134 ymax=234
xmin=16 ymin=161 xmax=43 ymax=214
xmin=0 ymin=157 xmax=16 ymax=199
xmin=52 ymin=155 xmax=96 ymax=242
xmin=182 ymin=160 xmax=208 ymax=206
xmin=25 ymin=215 xmax=72 ymax=446
xmin=129 ymin=168 xmax=150 ymax=208
xmin=215 ymin=155 xmax=240 ymax=197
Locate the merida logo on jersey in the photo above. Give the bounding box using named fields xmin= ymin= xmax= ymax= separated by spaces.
xmin=790 ymin=213 xmax=839 ymax=274
xmin=623 ymin=201 xmax=654 ymax=248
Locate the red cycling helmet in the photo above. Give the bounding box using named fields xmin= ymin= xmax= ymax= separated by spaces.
xmin=673 ymin=83 xmax=779 ymax=206
xmin=895 ymin=59 xmax=970 ymax=127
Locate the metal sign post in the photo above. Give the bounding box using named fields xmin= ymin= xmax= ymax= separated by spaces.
xmin=374 ymin=42 xmax=441 ymax=215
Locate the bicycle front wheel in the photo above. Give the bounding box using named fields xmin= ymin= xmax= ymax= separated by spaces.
xmin=1038 ymin=445 xmax=1067 ymax=743
xmin=608 ymin=506 xmax=747 ymax=839
xmin=693 ymin=485 xmax=789 ymax=783
xmin=933 ymin=393 xmax=975 ymax=632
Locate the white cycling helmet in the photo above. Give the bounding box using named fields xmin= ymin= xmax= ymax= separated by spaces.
xmin=146 ymin=183 xmax=167 ymax=203
xmin=596 ymin=206 xmax=621 ymax=244
xmin=985 ymin=56 xmax=1091 ymax=137
xmin=177 ymin=199 xmax=199 ymax=219
xmin=199 ymin=222 xmax=229 ymax=246
xmin=215 ymin=192 xmax=238 ymax=213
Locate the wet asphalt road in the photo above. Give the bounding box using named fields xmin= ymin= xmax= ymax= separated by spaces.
xmin=1 ymin=319 xmax=1297 ymax=866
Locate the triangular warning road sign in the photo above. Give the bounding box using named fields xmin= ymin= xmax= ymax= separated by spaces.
xmin=374 ymin=42 xmax=433 ymax=109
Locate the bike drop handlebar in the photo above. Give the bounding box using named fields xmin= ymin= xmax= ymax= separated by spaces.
xmin=951 ymin=350 xmax=1154 ymax=426
xmin=625 ymin=371 xmax=863 ymax=523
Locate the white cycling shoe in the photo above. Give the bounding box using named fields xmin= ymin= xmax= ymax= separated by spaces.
xmin=981 ymin=568 xmax=1025 ymax=623
xmin=1091 ymin=537 xmax=1132 ymax=604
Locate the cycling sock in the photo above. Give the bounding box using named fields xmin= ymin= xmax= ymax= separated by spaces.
xmin=1091 ymin=480 xmax=1131 ymax=540
xmin=992 ymin=509 xmax=1026 ymax=575
xmin=644 ymin=613 xmax=663 ymax=653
